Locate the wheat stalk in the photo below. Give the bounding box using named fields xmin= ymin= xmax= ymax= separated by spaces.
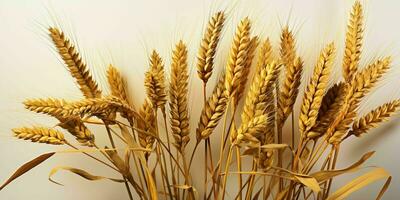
xmin=299 ymin=43 xmax=335 ymax=135
xmin=225 ymin=17 xmax=251 ymax=97
xmin=145 ymin=50 xmax=167 ymax=110
xmin=13 ymin=126 xmax=66 ymax=145
xmin=169 ymin=41 xmax=190 ymax=150
xmin=48 ymin=28 xmax=101 ymax=99
xmin=349 ymin=99 xmax=400 ymax=137
xmin=196 ymin=75 xmax=228 ymax=142
xmin=197 ymin=11 xmax=225 ymax=84
xmin=342 ymin=1 xmax=363 ymax=81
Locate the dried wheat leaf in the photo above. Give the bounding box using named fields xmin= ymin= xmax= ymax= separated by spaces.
xmin=0 ymin=152 xmax=55 ymax=190
xmin=326 ymin=168 xmax=390 ymax=200
xmin=49 ymin=166 xmax=125 ymax=185
xmin=294 ymin=175 xmax=321 ymax=193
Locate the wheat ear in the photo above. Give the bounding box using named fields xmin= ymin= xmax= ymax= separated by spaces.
xmin=255 ymin=38 xmax=273 ymax=73
xmin=13 ymin=127 xmax=66 ymax=145
xmin=107 ymin=65 xmax=131 ymax=105
xmin=196 ymin=75 xmax=228 ymax=142
xmin=349 ymin=99 xmax=400 ymax=137
xmin=58 ymin=117 xmax=95 ymax=146
xmin=225 ymin=17 xmax=251 ymax=97
xmin=328 ymin=57 xmax=392 ymax=143
xmin=299 ymin=43 xmax=335 ymax=135
xmin=197 ymin=11 xmax=225 ymax=83
xmin=342 ymin=1 xmax=363 ymax=81
xmin=24 ymin=98 xmax=67 ymax=118
xmin=169 ymin=41 xmax=190 ymax=150
xmin=277 ymin=57 xmax=303 ymax=126
xmin=234 ymin=36 xmax=259 ymax=107
xmin=236 ymin=115 xmax=268 ymax=144
xmin=280 ymin=26 xmax=296 ymax=67
xmin=241 ymin=61 xmax=281 ymax=124
xmin=48 ymin=28 xmax=101 ymax=98
xmin=145 ymin=50 xmax=167 ymax=110
xmin=137 ymin=99 xmax=156 ymax=158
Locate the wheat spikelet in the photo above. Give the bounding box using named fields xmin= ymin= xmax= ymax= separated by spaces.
xmin=349 ymin=100 xmax=400 ymax=137
xmin=241 ymin=61 xmax=281 ymax=124
xmin=196 ymin=75 xmax=228 ymax=142
xmin=236 ymin=115 xmax=268 ymax=144
xmin=145 ymin=50 xmax=167 ymax=110
xmin=137 ymin=99 xmax=156 ymax=158
xmin=107 ymin=65 xmax=131 ymax=105
xmin=225 ymin=17 xmax=251 ymax=97
xmin=256 ymin=38 xmax=273 ymax=73
xmin=169 ymin=41 xmax=190 ymax=150
xmin=234 ymin=36 xmax=259 ymax=107
xmin=299 ymin=43 xmax=335 ymax=135
xmin=62 ymin=97 xmax=112 ymax=117
xmin=342 ymin=1 xmax=363 ymax=81
xmin=48 ymin=28 xmax=101 ymax=99
xmin=24 ymin=98 xmax=67 ymax=118
xmin=277 ymin=57 xmax=303 ymax=126
xmin=13 ymin=126 xmax=65 ymax=145
xmin=197 ymin=11 xmax=225 ymax=83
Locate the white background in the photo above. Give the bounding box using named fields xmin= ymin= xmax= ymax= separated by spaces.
xmin=1 ymin=0 xmax=400 ymax=199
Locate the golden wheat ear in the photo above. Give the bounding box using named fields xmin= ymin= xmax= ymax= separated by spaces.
xmin=106 ymin=65 xmax=131 ymax=105
xmin=48 ymin=28 xmax=101 ymax=99
xmin=196 ymin=74 xmax=228 ymax=142
xmin=13 ymin=126 xmax=66 ymax=145
xmin=197 ymin=11 xmax=225 ymax=84
xmin=137 ymin=98 xmax=156 ymax=159
xmin=299 ymin=42 xmax=335 ymax=136
xmin=169 ymin=40 xmax=190 ymax=150
xmin=144 ymin=50 xmax=167 ymax=110
xmin=342 ymin=0 xmax=363 ymax=82
xmin=224 ymin=17 xmax=252 ymax=98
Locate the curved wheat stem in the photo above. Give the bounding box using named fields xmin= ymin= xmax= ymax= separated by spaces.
xmin=342 ymin=1 xmax=363 ymax=81
xmin=225 ymin=17 xmax=252 ymax=97
xmin=197 ymin=11 xmax=225 ymax=84
xmin=48 ymin=28 xmax=101 ymax=98
xmin=169 ymin=41 xmax=190 ymax=150
xmin=13 ymin=126 xmax=66 ymax=145
xmin=299 ymin=43 xmax=335 ymax=135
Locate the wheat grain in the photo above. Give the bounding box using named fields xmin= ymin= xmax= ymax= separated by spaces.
xmin=225 ymin=17 xmax=251 ymax=97
xmin=299 ymin=43 xmax=335 ymax=135
xmin=197 ymin=11 xmax=225 ymax=83
xmin=48 ymin=28 xmax=101 ymax=99
xmin=342 ymin=1 xmax=363 ymax=81
xmin=145 ymin=50 xmax=167 ymax=110
xmin=349 ymin=99 xmax=400 ymax=137
xmin=196 ymin=75 xmax=228 ymax=142
xmin=169 ymin=41 xmax=190 ymax=150
xmin=13 ymin=126 xmax=66 ymax=145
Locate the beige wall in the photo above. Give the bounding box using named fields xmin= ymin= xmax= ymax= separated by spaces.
xmin=1 ymin=0 xmax=400 ymax=199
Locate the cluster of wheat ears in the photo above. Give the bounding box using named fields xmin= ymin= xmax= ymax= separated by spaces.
xmin=1 ymin=1 xmax=397 ymax=199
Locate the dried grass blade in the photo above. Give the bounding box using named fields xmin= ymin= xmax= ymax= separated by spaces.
xmin=0 ymin=152 xmax=55 ymax=190
xmin=48 ymin=166 xmax=125 ymax=185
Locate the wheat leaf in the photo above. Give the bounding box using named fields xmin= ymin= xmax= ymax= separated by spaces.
xmin=327 ymin=168 xmax=391 ymax=200
xmin=48 ymin=166 xmax=125 ymax=185
xmin=0 ymin=152 xmax=55 ymax=190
